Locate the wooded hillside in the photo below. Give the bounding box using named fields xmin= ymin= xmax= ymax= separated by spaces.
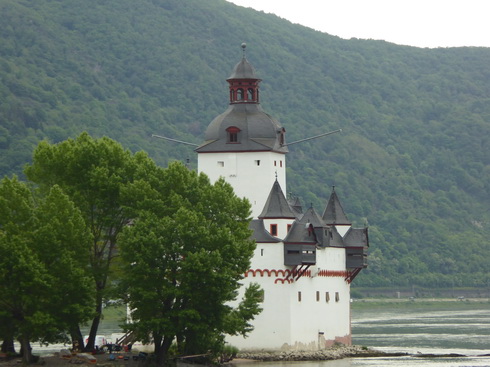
xmin=1 ymin=0 xmax=489 ymax=288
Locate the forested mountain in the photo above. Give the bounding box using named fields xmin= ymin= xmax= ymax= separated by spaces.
xmin=1 ymin=0 xmax=489 ymax=288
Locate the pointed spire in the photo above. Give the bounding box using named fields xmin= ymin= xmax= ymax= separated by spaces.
xmin=322 ymin=186 xmax=351 ymax=225
xmin=258 ymin=179 xmax=296 ymax=219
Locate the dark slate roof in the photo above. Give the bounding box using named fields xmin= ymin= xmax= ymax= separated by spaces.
xmin=283 ymin=206 xmax=325 ymax=244
xmin=283 ymin=220 xmax=318 ymax=244
xmin=259 ymin=180 xmax=297 ymax=219
xmin=227 ymin=56 xmax=260 ymax=80
xmin=343 ymin=227 xmax=369 ymax=248
xmin=299 ymin=205 xmax=326 ymax=228
xmin=322 ymin=187 xmax=351 ymax=225
xmin=288 ymin=196 xmax=303 ymax=216
xmin=249 ymin=219 xmax=281 ymax=243
xmin=195 ymin=104 xmax=288 ymax=153
xmin=326 ymin=226 xmax=345 ymax=247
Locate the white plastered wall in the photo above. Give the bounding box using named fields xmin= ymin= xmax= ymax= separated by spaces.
xmin=227 ymin=243 xmax=351 ymax=350
xmin=198 ymin=151 xmax=286 ymax=218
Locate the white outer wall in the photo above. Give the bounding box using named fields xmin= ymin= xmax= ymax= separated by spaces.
xmin=262 ymin=218 xmax=295 ymax=239
xmin=197 ymin=151 xmax=286 ymax=218
xmin=227 ymin=243 xmax=351 ymax=350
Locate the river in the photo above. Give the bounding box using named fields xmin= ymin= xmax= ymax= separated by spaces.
xmin=348 ymin=299 xmax=490 ymax=366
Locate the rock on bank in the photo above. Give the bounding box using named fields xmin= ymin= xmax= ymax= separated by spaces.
xmin=236 ymin=346 xmax=393 ymax=361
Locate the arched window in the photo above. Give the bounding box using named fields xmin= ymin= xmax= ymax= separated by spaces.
xmin=226 ymin=126 xmax=241 ymax=143
xmin=237 ymin=88 xmax=244 ymax=101
xmin=230 ymin=90 xmax=235 ymax=102
xmin=247 ymin=88 xmax=254 ymax=101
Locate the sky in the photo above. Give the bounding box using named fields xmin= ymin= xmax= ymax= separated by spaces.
xmin=226 ymin=0 xmax=489 ymax=48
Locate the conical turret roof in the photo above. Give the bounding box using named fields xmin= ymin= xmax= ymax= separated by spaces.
xmin=322 ymin=187 xmax=351 ymax=225
xmin=228 ymin=56 xmax=260 ymax=80
xmin=259 ymin=180 xmax=296 ymax=219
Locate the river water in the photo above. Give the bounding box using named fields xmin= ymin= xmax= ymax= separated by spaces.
xmin=348 ymin=300 xmax=490 ymax=366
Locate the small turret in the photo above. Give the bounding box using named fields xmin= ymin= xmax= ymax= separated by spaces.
xmin=322 ymin=186 xmax=351 ymax=236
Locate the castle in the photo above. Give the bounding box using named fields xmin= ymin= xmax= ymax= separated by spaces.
xmin=195 ymin=45 xmax=368 ymax=350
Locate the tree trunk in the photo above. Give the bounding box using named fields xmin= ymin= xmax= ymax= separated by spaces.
xmin=19 ymin=336 xmax=34 ymax=364
xmin=154 ymin=334 xmax=173 ymax=367
xmin=70 ymin=325 xmax=84 ymax=352
xmin=1 ymin=338 xmax=15 ymax=354
xmin=84 ymin=289 xmax=103 ymax=352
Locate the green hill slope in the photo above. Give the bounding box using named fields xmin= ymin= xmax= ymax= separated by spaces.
xmin=1 ymin=0 xmax=489 ymax=288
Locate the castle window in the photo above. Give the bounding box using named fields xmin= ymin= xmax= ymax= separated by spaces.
xmin=280 ymin=160 xmax=283 ymax=167
xmin=316 ymin=291 xmax=320 ymax=302
xmin=270 ymin=224 xmax=278 ymax=236
xmin=298 ymin=291 xmax=302 ymax=302
xmin=287 ymin=224 xmax=292 ymax=232
xmin=326 ymin=292 xmax=330 ymax=303
xmin=247 ymin=88 xmax=254 ymax=101
xmin=230 ymin=90 xmax=235 ymax=102
xmin=255 ymin=160 xmax=261 ymax=166
xmin=226 ymin=126 xmax=241 ymax=143
xmin=335 ymin=292 xmax=340 ymax=302
xmin=217 ymin=161 xmax=224 ymax=167
xmin=237 ymin=88 xmax=244 ymax=101
xmin=261 ymin=249 xmax=264 ymax=256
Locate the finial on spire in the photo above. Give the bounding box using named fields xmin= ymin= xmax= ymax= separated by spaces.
xmin=241 ymin=42 xmax=247 ymax=57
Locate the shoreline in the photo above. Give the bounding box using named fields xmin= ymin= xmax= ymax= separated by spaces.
xmin=234 ymin=346 xmax=406 ymax=362
xmin=2 ymin=346 xmax=489 ymax=367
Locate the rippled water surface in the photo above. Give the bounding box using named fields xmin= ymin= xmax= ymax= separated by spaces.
xmin=348 ymin=301 xmax=490 ymax=366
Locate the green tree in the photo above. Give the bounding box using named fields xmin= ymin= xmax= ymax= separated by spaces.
xmin=24 ymin=132 xmax=153 ymax=351
xmin=118 ymin=162 xmax=261 ymax=366
xmin=0 ymin=177 xmax=93 ymax=363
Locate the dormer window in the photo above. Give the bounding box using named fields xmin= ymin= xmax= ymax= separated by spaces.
xmin=279 ymin=127 xmax=286 ymax=146
xmin=226 ymin=126 xmax=241 ymax=143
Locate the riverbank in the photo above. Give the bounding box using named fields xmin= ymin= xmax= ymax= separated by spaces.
xmin=0 ymin=346 xmax=400 ymax=366
xmin=235 ymin=346 xmax=404 ymax=362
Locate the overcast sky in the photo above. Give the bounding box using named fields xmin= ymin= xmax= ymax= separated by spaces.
xmin=226 ymin=0 xmax=490 ymax=48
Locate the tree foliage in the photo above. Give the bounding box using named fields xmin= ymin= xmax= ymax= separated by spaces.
xmin=24 ymin=132 xmax=156 ymax=351
xmin=0 ymin=177 xmax=93 ymax=363
xmin=118 ymin=162 xmax=260 ymax=366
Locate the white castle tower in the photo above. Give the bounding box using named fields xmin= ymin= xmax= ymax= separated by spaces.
xmin=195 ymin=45 xmax=368 ymax=350
xmin=196 ymin=45 xmax=287 ymax=218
